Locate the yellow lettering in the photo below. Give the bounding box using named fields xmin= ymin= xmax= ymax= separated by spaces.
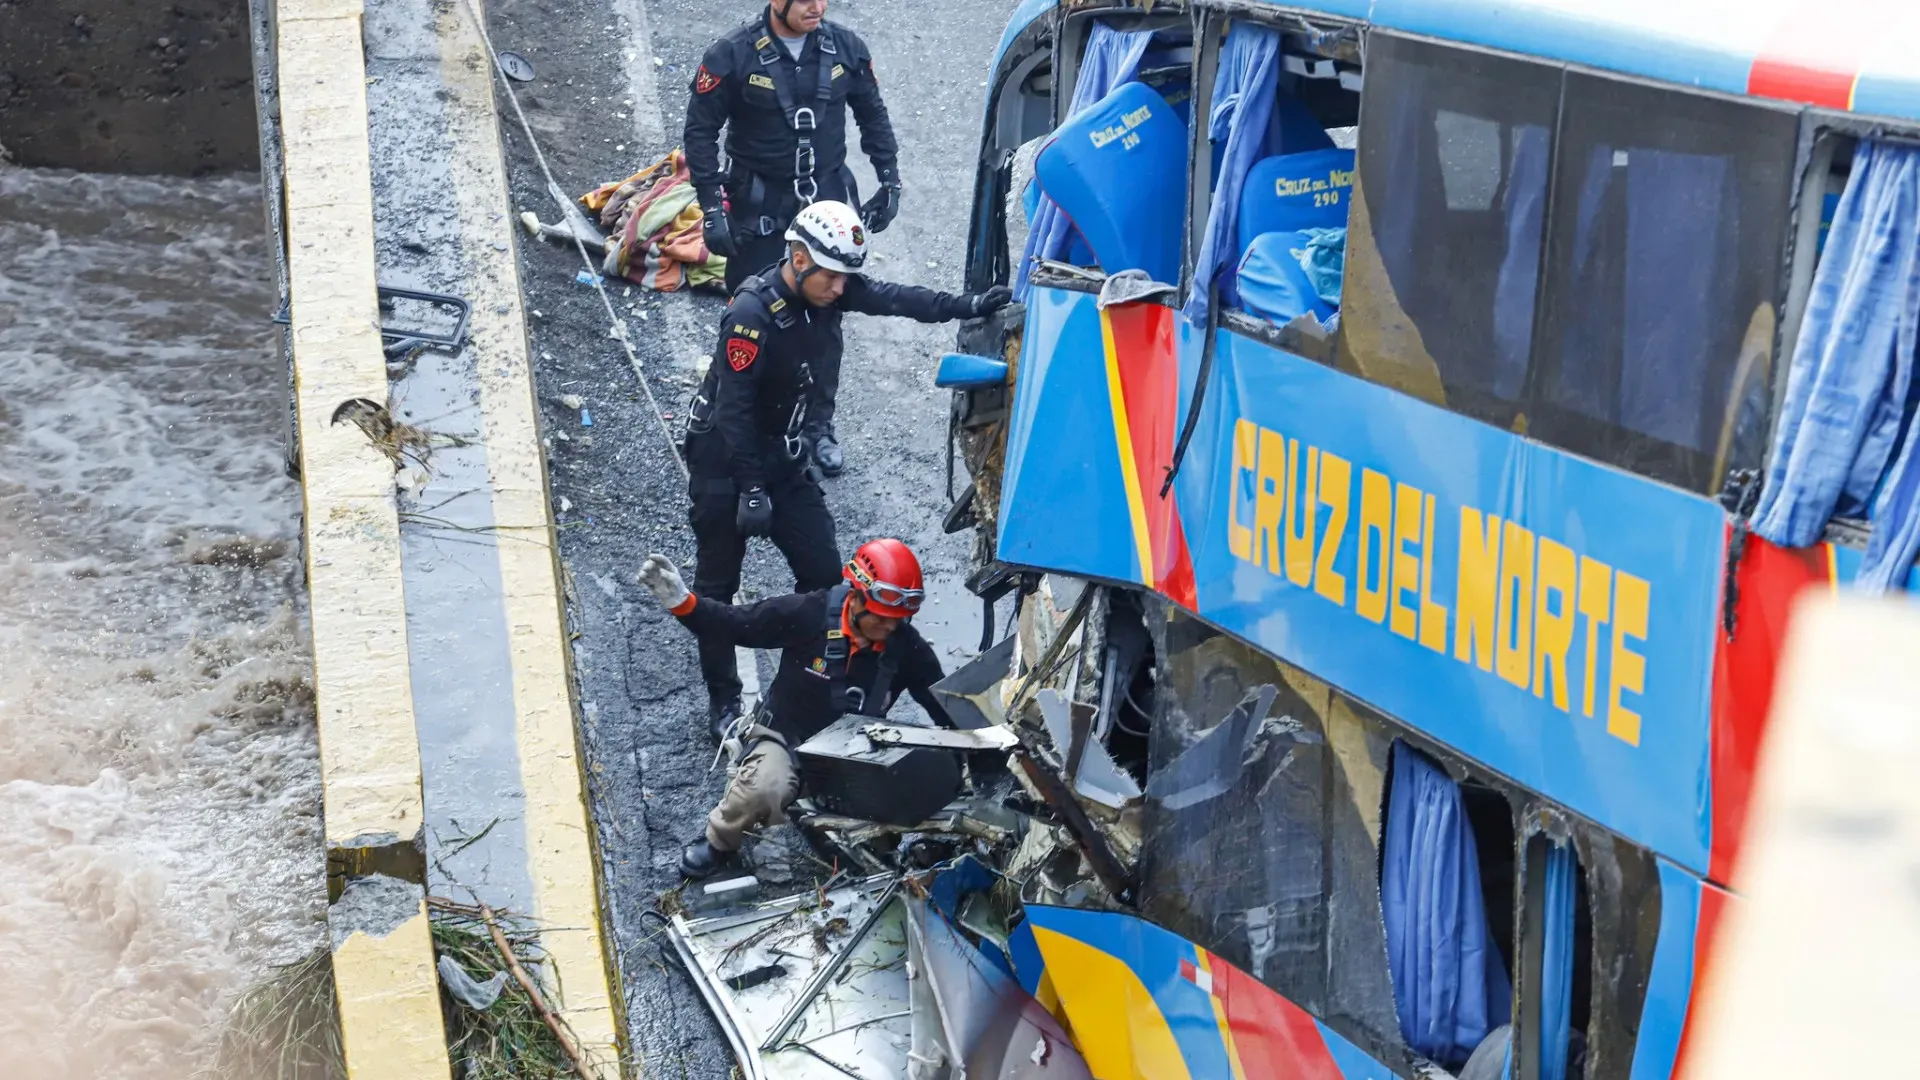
xmin=1254 ymin=427 xmax=1288 ymax=574
xmin=1609 ymin=572 xmax=1650 ymax=746
xmin=1228 ymin=420 xmax=1255 ymax=563
xmin=1495 ymin=520 xmax=1536 ymax=691
xmin=1389 ymin=482 xmax=1424 ymax=641
xmin=1533 ymin=538 xmax=1577 ymax=712
xmin=1356 ymin=469 xmax=1392 ymax=624
xmin=1284 ymin=442 xmax=1318 ymax=589
xmin=1314 ymin=452 xmax=1351 ymax=607
xmin=1418 ymin=494 xmax=1449 ymax=654
xmin=1454 ymin=508 xmax=1501 ymax=671
xmin=1577 ymin=557 xmax=1613 ymax=719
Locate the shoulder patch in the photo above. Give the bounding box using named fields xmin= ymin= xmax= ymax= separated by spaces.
xmin=730 ymin=323 xmax=761 ymax=340
xmin=726 ymin=337 xmax=760 ymax=372
xmin=755 ymin=35 xmax=772 ymax=49
xmin=748 ymin=73 xmax=776 ymax=90
xmin=695 ymin=65 xmax=720 ymax=94
xmin=769 ymin=298 xmax=787 ymax=313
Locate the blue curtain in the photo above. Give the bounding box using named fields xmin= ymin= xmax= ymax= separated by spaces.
xmin=1182 ymin=23 xmax=1280 ymax=326
xmin=1491 ymin=124 xmax=1551 ymax=402
xmin=1539 ymin=841 xmax=1577 ymax=1080
xmin=1753 ymin=142 xmax=1920 ymax=592
xmin=1550 ymin=146 xmax=1737 ymax=452
xmin=1014 ymin=24 xmax=1155 ymax=300
xmin=1382 ymin=745 xmax=1514 ymax=1069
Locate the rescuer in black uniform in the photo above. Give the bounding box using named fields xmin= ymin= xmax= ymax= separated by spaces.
xmin=637 ymin=539 xmax=951 ymax=879
xmin=685 ymin=0 xmax=903 ymax=476
xmin=680 ymin=200 xmax=1009 ymax=743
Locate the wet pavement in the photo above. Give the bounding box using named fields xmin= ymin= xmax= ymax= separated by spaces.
xmin=477 ymin=0 xmax=1021 ymax=1072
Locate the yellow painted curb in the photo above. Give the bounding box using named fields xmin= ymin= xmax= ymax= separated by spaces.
xmin=277 ymin=0 xmax=453 ymax=1076
xmin=436 ymin=4 xmax=624 ymax=1074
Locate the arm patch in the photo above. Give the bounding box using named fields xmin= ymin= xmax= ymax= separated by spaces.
xmin=726 ymin=337 xmax=760 ymax=372
xmin=695 ymin=65 xmax=721 ymax=93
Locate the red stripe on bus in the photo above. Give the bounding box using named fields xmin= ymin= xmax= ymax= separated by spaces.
xmin=1746 ymin=6 xmax=1867 ymax=108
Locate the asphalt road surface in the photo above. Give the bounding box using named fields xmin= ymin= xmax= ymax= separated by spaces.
xmin=479 ymin=0 xmax=1022 ymax=1072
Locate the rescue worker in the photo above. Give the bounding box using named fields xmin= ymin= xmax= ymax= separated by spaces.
xmin=637 ymin=538 xmax=952 ymax=879
xmin=681 ymin=199 xmax=1009 ymax=744
xmin=685 ymin=0 xmax=902 ymax=476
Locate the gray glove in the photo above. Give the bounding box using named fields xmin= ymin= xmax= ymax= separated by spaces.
xmin=637 ymin=553 xmax=692 ymax=610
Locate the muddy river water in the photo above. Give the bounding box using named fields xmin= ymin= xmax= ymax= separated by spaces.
xmin=0 ymin=167 xmax=322 ymax=1078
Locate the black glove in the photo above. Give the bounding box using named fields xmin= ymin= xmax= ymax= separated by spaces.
xmin=736 ymin=486 xmax=773 ymax=536
xmin=701 ymin=203 xmax=736 ymax=259
xmin=966 ymin=285 xmax=1013 ymax=318
xmin=860 ymin=181 xmax=903 ymax=233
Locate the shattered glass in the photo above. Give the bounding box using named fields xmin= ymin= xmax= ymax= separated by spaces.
xmin=1138 ymin=601 xmax=1411 ymax=1071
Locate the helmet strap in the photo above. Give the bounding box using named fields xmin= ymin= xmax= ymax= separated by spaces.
xmin=775 ymin=0 xmax=801 ymax=32
xmin=789 ymin=250 xmax=831 ymax=292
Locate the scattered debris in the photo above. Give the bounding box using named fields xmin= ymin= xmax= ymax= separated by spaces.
xmin=330 ymin=397 xmax=435 ymax=470
xmin=497 ymin=50 xmax=536 ymax=82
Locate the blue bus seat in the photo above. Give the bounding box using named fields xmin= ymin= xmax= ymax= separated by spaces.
xmin=936 ymin=353 xmax=1010 ymax=389
xmin=1034 ymin=80 xmax=1188 ymax=285
xmin=1236 ymin=147 xmax=1356 ymax=257
xmin=1237 ymin=231 xmax=1337 ymax=328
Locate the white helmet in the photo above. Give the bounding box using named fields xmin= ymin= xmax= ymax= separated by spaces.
xmin=785 ymin=201 xmax=870 ymax=274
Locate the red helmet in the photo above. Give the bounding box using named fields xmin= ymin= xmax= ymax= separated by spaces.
xmin=844 ymin=538 xmax=925 ymax=618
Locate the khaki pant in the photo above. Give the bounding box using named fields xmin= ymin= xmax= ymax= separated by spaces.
xmin=706 ymin=726 xmax=801 ymax=852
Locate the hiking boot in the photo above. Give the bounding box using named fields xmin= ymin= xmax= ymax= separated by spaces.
xmin=708 ymin=697 xmax=742 ymax=747
xmin=680 ymin=839 xmax=739 ymax=881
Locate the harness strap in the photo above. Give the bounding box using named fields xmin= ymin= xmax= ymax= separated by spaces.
xmin=756 ymin=25 xmax=839 ymax=204
xmin=823 ymin=582 xmax=900 ymax=717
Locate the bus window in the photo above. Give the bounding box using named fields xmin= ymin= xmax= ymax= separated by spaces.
xmin=1187 ymin=17 xmax=1362 ymax=330
xmin=1381 ymin=742 xmax=1517 ymax=1073
xmin=1529 ymin=73 xmax=1797 ymax=496
xmin=1752 ymin=132 xmax=1920 ymax=590
xmin=1340 ymin=34 xmax=1561 ymax=420
xmin=964 ymin=21 xmax=1052 ymax=293
xmin=1017 ymin=19 xmax=1194 ymax=294
xmin=1137 ymin=610 xmax=1410 ymax=1070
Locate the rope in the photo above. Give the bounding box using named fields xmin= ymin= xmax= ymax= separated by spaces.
xmin=457 ymin=0 xmax=690 ymax=482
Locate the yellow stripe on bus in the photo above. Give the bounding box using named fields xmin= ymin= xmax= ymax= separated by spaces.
xmin=1102 ymin=309 xmax=1156 ymax=590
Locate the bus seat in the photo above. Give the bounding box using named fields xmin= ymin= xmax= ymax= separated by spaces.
xmin=1034 ymin=80 xmax=1188 ymax=285
xmin=1273 ymin=91 xmax=1338 ymax=157
xmin=1236 ymin=147 xmax=1356 ymax=258
xmin=1236 ymin=231 xmax=1337 ymax=328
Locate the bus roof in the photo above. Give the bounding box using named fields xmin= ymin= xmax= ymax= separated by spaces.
xmin=995 ymin=0 xmax=1920 ymax=124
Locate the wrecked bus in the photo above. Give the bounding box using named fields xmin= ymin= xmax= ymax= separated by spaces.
xmin=920 ymin=0 xmax=1920 ymax=1078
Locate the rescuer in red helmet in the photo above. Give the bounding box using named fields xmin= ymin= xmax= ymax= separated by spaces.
xmin=637 ymin=538 xmax=956 ymax=880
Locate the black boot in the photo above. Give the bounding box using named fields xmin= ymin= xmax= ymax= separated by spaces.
xmin=680 ymin=838 xmax=739 ymax=880
xmin=810 ymin=426 xmax=845 ymax=477
xmin=708 ymin=697 xmax=742 ymax=747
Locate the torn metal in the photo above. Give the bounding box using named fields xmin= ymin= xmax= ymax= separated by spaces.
xmin=667 ymin=869 xmax=1093 ymax=1080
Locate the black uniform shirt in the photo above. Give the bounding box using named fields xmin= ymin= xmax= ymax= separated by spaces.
xmin=700 ymin=270 xmax=974 ymax=490
xmin=684 ymin=9 xmax=898 ymax=205
xmin=677 ymin=588 xmax=952 ymax=747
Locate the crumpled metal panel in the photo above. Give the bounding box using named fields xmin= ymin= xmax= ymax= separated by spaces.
xmin=905 ymin=896 xmax=1095 ymax=1080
